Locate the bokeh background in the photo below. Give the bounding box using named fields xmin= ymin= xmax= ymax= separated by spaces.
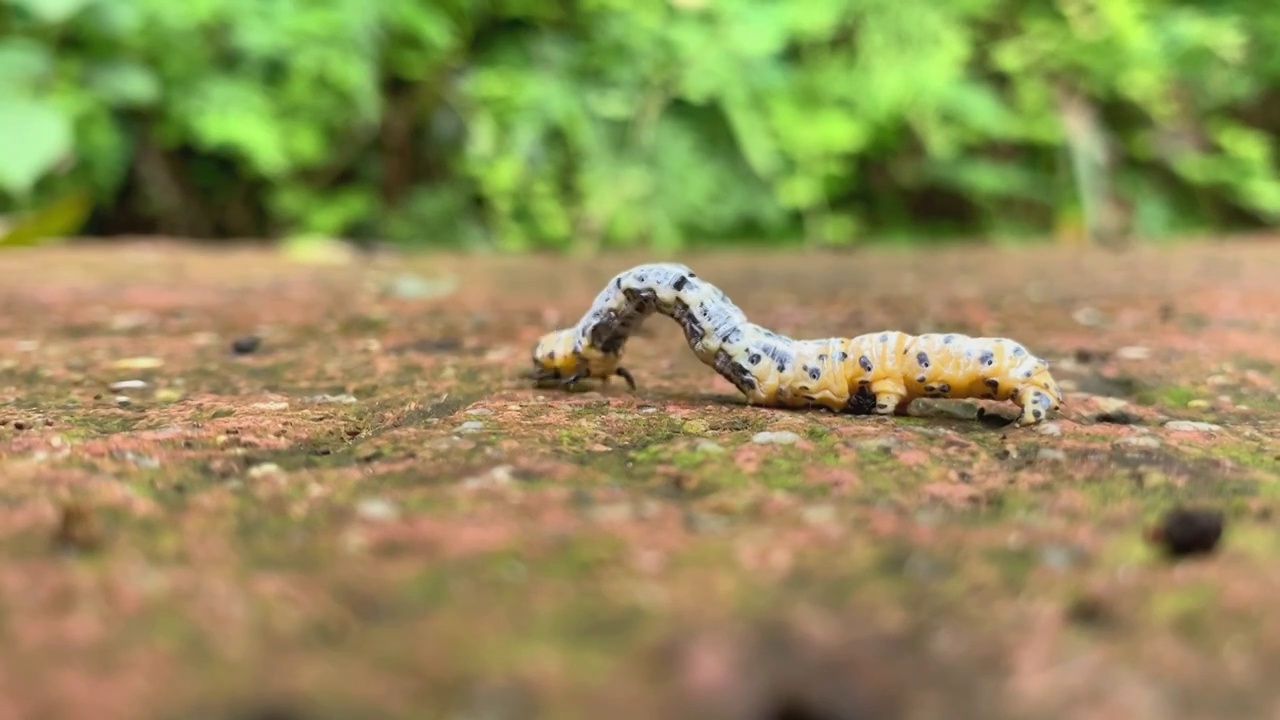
xmin=2 ymin=0 xmax=1279 ymax=252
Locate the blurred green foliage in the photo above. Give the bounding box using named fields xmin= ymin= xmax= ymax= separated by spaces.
xmin=1 ymin=0 xmax=1279 ymax=250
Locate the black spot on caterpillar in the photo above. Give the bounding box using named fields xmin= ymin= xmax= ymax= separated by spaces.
xmin=528 ymin=263 xmax=1064 ymax=426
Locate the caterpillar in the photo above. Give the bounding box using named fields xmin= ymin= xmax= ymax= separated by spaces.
xmin=527 ymin=263 xmax=1063 ymax=426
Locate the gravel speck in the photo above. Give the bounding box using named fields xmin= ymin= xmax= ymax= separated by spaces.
xmin=247 ymin=463 xmax=284 ymax=479
xmin=1116 ymin=345 xmax=1151 ymax=360
xmin=306 ymin=393 xmax=358 ymax=404
xmin=1163 ymin=420 xmax=1222 ymax=433
xmin=1116 ymin=435 xmax=1162 ymax=448
xmin=752 ymin=430 xmax=801 ymax=445
xmin=1034 ymin=422 xmax=1063 ymax=437
xmin=356 ymin=497 xmax=400 ymax=522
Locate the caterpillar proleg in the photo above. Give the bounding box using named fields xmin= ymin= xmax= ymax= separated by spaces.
xmin=527 ymin=263 xmax=1064 ymax=426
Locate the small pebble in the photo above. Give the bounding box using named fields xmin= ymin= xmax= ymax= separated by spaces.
xmin=801 ymin=504 xmax=837 ymax=526
xmin=854 ymin=437 xmax=899 ymax=454
xmin=684 ymin=511 xmax=731 ymax=534
xmin=1036 ymin=448 xmax=1067 ymax=462
xmin=1040 ymin=543 xmax=1081 ymax=570
xmin=247 ymin=463 xmax=284 ymax=479
xmin=1093 ymin=396 xmax=1130 ymax=414
xmin=587 ymin=503 xmax=634 ymax=523
xmin=306 ymin=393 xmax=358 ymax=404
xmin=52 ymin=501 xmax=103 ymax=553
xmin=1116 ymin=345 xmax=1150 ymax=360
xmin=911 ymin=399 xmax=979 ymax=421
xmin=694 ymin=440 xmax=724 ymax=454
xmin=752 ymin=430 xmax=801 ymax=445
xmin=1066 ymin=593 xmax=1113 ymax=626
xmin=1163 ymin=420 xmax=1222 ymax=433
xmin=465 ymin=408 xmax=493 ymax=416
xmin=121 ymin=451 xmax=160 ymax=469
xmin=1072 ymin=307 xmax=1107 ymax=327
xmin=231 ymin=335 xmax=262 ymax=354
xmin=1095 ymin=409 xmax=1144 ymax=425
xmin=1034 ymin=422 xmax=1063 ymax=437
xmin=1147 ymin=506 xmax=1224 ymax=558
xmin=462 ymin=465 xmax=514 ymax=488
xmin=456 ymin=421 xmax=485 ymax=433
xmin=112 ymin=356 xmax=164 ymax=370
xmin=681 ymin=420 xmax=709 ymax=435
xmin=251 ymin=401 xmax=289 ymax=411
xmin=355 ymin=497 xmax=400 ymax=522
xmin=114 ymin=395 xmax=132 ymax=407
xmin=388 ymin=273 xmax=458 ymax=300
xmin=109 ymin=379 xmax=148 ymax=391
xmin=1116 ymin=435 xmax=1162 ymax=448
xmin=1186 ymin=399 xmax=1210 ymax=409
xmin=109 ymin=310 xmax=154 ymax=331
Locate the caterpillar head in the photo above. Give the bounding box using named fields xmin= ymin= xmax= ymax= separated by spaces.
xmin=528 ymin=329 xmax=583 ymax=384
xmin=527 ymin=329 xmax=621 ymax=386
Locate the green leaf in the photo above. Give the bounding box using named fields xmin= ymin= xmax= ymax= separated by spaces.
xmin=0 ymin=97 xmax=73 ymax=198
xmin=0 ymin=190 xmax=92 ymax=246
xmin=85 ymin=61 xmax=162 ymax=108
xmin=0 ymin=39 xmax=54 ymax=94
xmin=179 ymin=77 xmax=291 ymax=176
xmin=5 ymin=0 xmax=94 ymax=24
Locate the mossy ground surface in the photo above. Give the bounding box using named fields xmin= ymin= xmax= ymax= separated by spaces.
xmin=2 ymin=239 xmax=1279 ymax=719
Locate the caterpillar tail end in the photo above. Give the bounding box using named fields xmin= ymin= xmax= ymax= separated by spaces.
xmin=1012 ymin=385 xmax=1061 ymax=427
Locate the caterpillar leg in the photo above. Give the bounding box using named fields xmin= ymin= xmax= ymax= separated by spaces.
xmin=560 ymin=371 xmax=587 ymax=390
xmin=614 ymin=367 xmax=637 ymax=391
xmin=869 ymin=379 xmax=909 ymax=417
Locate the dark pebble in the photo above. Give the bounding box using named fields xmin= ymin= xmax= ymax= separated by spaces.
xmin=1147 ymin=506 xmax=1224 ymax=558
xmin=1065 ymin=593 xmax=1113 ymax=627
xmin=1073 ymin=348 xmax=1111 ymax=363
xmin=52 ymin=501 xmax=103 ymax=553
xmin=1095 ymin=410 xmax=1143 ymax=425
xmin=232 ymin=335 xmax=262 ymax=354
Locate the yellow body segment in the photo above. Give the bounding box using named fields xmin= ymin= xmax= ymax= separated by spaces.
xmin=774 ymin=339 xmax=853 ymax=411
xmin=843 ymin=332 xmax=912 ymax=414
xmin=740 ymin=355 xmax=788 ymax=407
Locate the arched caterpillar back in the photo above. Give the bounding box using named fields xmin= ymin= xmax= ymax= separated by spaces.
xmin=528 ymin=263 xmax=1063 ymax=426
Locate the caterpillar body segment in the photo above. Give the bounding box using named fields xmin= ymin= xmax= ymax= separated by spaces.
xmin=840 ymin=331 xmax=1065 ymax=427
xmin=527 ymin=263 xmax=1063 ymax=426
